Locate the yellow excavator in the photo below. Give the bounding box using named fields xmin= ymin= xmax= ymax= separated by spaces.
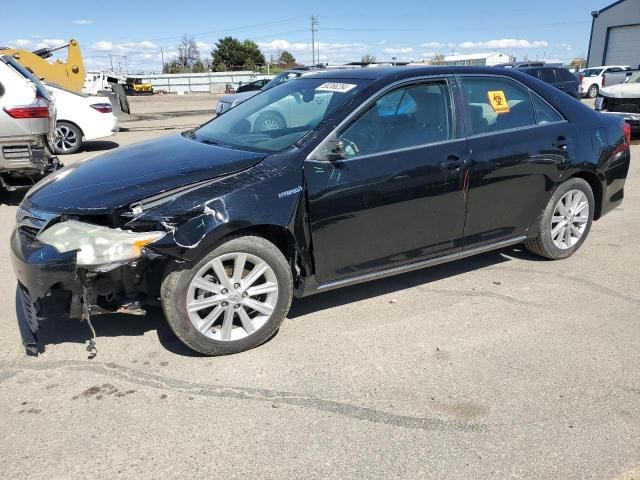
xmin=0 ymin=39 xmax=85 ymax=92
xmin=0 ymin=39 xmax=130 ymax=113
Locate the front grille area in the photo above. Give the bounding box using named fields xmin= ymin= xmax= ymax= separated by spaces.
xmin=19 ymin=225 xmax=40 ymax=242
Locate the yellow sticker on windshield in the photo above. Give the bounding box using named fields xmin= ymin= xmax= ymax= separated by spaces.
xmin=487 ymin=90 xmax=510 ymax=113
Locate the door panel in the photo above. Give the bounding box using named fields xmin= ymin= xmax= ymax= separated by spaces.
xmin=305 ymin=79 xmax=469 ymax=283
xmin=305 ymin=140 xmax=469 ymax=282
xmin=463 ymin=123 xmax=573 ymax=247
xmin=458 ymin=75 xmax=574 ymax=248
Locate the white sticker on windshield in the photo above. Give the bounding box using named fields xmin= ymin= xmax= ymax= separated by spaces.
xmin=316 ymin=82 xmax=357 ymax=93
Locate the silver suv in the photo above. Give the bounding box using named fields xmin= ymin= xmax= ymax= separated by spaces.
xmin=0 ymin=55 xmax=60 ymax=191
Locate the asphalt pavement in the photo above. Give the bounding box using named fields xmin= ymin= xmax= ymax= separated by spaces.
xmin=0 ymin=94 xmax=638 ymax=480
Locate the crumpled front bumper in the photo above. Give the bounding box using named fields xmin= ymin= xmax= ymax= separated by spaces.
xmin=10 ymin=227 xmax=80 ymax=354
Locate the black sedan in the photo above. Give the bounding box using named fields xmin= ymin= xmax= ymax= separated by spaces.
xmin=236 ymin=78 xmax=270 ymax=93
xmin=12 ymin=67 xmax=631 ymax=356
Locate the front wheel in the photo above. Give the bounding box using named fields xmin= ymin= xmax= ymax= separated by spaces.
xmin=525 ymin=178 xmax=594 ymax=260
xmin=161 ymin=235 xmax=293 ymax=356
xmin=255 ymin=111 xmax=285 ymax=131
xmin=587 ymin=84 xmax=599 ymax=98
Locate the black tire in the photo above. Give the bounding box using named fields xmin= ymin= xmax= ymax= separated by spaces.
xmin=255 ymin=111 xmax=285 ymax=131
xmin=161 ymin=235 xmax=293 ymax=356
xmin=525 ymin=178 xmax=595 ymax=260
xmin=53 ymin=121 xmax=83 ymax=155
xmin=587 ymin=84 xmax=599 ymax=98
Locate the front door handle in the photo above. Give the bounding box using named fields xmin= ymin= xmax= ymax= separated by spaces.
xmin=440 ymin=155 xmax=466 ymax=171
xmin=552 ymin=137 xmax=571 ymax=149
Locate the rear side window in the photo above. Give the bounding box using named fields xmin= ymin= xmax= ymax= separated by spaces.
xmin=555 ymin=68 xmax=576 ymax=82
xmin=538 ymin=69 xmax=556 ymax=83
xmin=532 ymin=94 xmax=563 ymax=125
xmin=338 ymin=81 xmax=453 ymax=158
xmin=460 ymin=76 xmax=536 ymax=135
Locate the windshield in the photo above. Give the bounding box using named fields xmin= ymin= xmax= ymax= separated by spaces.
xmin=583 ymin=68 xmax=603 ymax=77
xmin=192 ymin=77 xmax=371 ymax=152
xmin=261 ymin=71 xmax=303 ymax=90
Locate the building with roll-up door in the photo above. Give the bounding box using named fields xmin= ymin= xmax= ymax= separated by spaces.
xmin=587 ymin=0 xmax=640 ymax=68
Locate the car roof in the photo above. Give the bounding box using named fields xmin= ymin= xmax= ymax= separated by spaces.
xmin=302 ymin=65 xmax=536 ymax=81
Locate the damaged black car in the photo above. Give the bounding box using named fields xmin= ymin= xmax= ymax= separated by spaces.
xmin=11 ymin=67 xmax=631 ymax=356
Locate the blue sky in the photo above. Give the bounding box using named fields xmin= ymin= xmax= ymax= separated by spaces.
xmin=2 ymin=0 xmax=612 ymax=72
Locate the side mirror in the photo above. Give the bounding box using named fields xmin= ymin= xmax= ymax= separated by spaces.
xmin=326 ymin=139 xmax=347 ymax=162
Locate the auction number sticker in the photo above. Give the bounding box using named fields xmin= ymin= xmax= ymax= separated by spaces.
xmin=316 ymin=82 xmax=357 ymax=93
xmin=487 ymin=90 xmax=510 ymax=113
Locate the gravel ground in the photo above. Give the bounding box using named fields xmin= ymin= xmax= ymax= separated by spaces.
xmin=0 ymin=93 xmax=638 ymax=480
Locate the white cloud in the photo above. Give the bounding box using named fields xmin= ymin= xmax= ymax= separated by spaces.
xmin=7 ymin=38 xmax=65 ymax=50
xmin=72 ymin=19 xmax=93 ymax=25
xmin=560 ymin=43 xmax=573 ymax=51
xmin=458 ymin=39 xmax=549 ymax=49
xmin=420 ymin=41 xmax=445 ymax=48
xmin=257 ymin=39 xmax=369 ymax=63
xmin=196 ymin=41 xmax=212 ymax=51
xmin=383 ymin=47 xmax=413 ymax=54
xmin=90 ymin=40 xmax=158 ymax=54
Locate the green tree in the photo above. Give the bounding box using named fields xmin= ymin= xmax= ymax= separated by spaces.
xmin=211 ymin=36 xmax=265 ymax=71
xmin=361 ymin=54 xmax=376 ymax=65
xmin=191 ymin=59 xmax=205 ymax=73
xmin=163 ymin=59 xmax=182 ymax=74
xmin=279 ymin=50 xmax=296 ymax=66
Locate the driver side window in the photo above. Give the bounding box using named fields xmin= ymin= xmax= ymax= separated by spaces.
xmin=338 ymin=81 xmax=453 ymax=158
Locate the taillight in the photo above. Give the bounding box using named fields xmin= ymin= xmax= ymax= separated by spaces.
xmin=3 ymin=96 xmax=49 ymax=119
xmin=90 ymin=103 xmax=112 ymax=113
xmin=623 ymin=122 xmax=631 ymax=146
xmin=602 ymin=73 xmax=606 ymax=86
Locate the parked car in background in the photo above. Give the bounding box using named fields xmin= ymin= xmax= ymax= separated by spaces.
xmin=215 ymin=67 xmax=321 ymax=115
xmin=595 ymin=71 xmax=640 ymax=128
xmin=495 ymin=61 xmax=546 ymax=68
xmin=519 ymin=66 xmax=579 ymax=98
xmin=46 ymin=83 xmax=118 ymax=154
xmin=579 ymin=65 xmax=633 ymax=98
xmin=0 ymin=55 xmax=60 ymax=191
xmin=236 ymin=78 xmax=270 ymax=93
xmin=12 ymin=66 xmax=631 ymax=356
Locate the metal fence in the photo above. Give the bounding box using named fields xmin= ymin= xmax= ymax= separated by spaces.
xmin=131 ymin=72 xmax=273 ymax=94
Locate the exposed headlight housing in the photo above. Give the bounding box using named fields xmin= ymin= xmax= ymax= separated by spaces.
xmin=37 ymin=220 xmax=165 ymax=268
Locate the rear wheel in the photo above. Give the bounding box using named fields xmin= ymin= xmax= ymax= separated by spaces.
xmin=525 ymin=178 xmax=594 ymax=260
xmin=54 ymin=121 xmax=82 ymax=154
xmin=587 ymin=84 xmax=599 ymax=98
xmin=161 ymin=235 xmax=293 ymax=355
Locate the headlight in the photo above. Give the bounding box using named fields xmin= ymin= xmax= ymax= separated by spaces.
xmin=37 ymin=220 xmax=165 ymax=267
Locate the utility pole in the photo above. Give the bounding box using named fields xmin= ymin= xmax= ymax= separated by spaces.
xmin=311 ymin=15 xmax=318 ymax=66
xmin=124 ymin=56 xmax=128 ymax=74
xmin=160 ymin=47 xmax=165 ymax=73
xmin=109 ymin=54 xmax=113 ymax=71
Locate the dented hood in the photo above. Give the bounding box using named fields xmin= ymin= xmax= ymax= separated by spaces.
xmin=24 ymin=133 xmax=267 ymax=214
xmin=600 ymin=83 xmax=640 ymax=99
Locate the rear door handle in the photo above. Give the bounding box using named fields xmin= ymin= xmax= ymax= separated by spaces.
xmin=439 ymin=155 xmax=466 ymax=171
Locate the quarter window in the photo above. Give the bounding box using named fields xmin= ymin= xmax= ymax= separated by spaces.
xmin=338 ymin=81 xmax=453 ymax=158
xmin=532 ymin=94 xmax=563 ymax=125
xmin=461 ymin=77 xmax=536 ymax=135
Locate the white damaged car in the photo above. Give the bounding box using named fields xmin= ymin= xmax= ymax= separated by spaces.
xmin=47 ymin=84 xmax=118 ymax=154
xmin=595 ymin=72 xmax=640 ymax=128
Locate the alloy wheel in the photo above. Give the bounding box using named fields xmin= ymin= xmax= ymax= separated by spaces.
xmin=261 ymin=118 xmax=281 ymax=130
xmin=186 ymin=252 xmax=279 ymax=341
xmin=550 ymin=189 xmax=590 ymax=250
xmin=55 ymin=124 xmax=79 ymax=152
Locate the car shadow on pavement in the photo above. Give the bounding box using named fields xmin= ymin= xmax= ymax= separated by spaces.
xmin=31 ymin=246 xmax=542 ymax=357
xmin=35 ymin=305 xmax=202 ymax=357
xmin=80 ymin=140 xmax=119 ymax=152
xmin=288 ymin=246 xmax=540 ymax=318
